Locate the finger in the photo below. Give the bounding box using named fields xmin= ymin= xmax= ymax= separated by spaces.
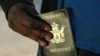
xmin=37 ymin=39 xmax=49 ymax=47
xmin=32 ymin=16 xmax=52 ymax=31
xmin=38 ymin=31 xmax=53 ymax=40
xmin=29 ymin=29 xmax=53 ymax=40
xmin=29 ymin=33 xmax=49 ymax=47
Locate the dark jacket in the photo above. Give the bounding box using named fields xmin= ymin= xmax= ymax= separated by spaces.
xmin=0 ymin=0 xmax=33 ymax=16
xmin=0 ymin=0 xmax=57 ymax=15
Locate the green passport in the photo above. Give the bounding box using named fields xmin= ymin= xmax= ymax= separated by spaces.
xmin=38 ymin=9 xmax=77 ymax=56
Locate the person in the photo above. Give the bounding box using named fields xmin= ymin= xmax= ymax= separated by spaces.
xmin=0 ymin=0 xmax=100 ymax=56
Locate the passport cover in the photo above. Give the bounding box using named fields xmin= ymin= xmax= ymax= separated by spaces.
xmin=38 ymin=9 xmax=77 ymax=56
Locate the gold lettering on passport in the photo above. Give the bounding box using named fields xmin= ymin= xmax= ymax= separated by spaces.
xmin=41 ymin=13 xmax=65 ymax=19
xmin=50 ymin=47 xmax=70 ymax=52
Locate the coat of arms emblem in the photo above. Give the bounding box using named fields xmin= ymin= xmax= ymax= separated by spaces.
xmin=50 ymin=22 xmax=66 ymax=44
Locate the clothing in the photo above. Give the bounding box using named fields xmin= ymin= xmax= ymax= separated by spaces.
xmin=0 ymin=0 xmax=100 ymax=54
xmin=0 ymin=0 xmax=33 ymax=17
xmin=62 ymin=0 xmax=100 ymax=54
xmin=42 ymin=0 xmax=100 ymax=54
xmin=77 ymin=48 xmax=100 ymax=56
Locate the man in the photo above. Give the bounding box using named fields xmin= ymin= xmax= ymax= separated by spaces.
xmin=0 ymin=0 xmax=100 ymax=56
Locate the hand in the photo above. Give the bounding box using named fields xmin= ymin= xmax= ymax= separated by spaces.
xmin=7 ymin=3 xmax=53 ymax=47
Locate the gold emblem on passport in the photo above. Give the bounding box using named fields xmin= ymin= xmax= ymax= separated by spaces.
xmin=50 ymin=22 xmax=66 ymax=44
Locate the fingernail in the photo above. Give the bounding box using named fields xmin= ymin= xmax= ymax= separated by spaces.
xmin=40 ymin=42 xmax=46 ymax=47
xmin=45 ymin=36 xmax=51 ymax=41
xmin=44 ymin=27 xmax=50 ymax=31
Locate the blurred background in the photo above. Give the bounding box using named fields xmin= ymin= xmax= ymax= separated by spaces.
xmin=0 ymin=0 xmax=41 ymax=56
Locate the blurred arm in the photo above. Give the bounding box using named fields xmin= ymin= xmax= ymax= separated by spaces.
xmin=0 ymin=0 xmax=34 ymax=18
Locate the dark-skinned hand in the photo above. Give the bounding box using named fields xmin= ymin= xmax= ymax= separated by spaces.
xmin=7 ymin=3 xmax=53 ymax=47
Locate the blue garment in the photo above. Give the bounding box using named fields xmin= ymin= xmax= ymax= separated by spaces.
xmin=57 ymin=0 xmax=100 ymax=54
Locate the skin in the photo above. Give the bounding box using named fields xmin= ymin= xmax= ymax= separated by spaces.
xmin=7 ymin=3 xmax=53 ymax=47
